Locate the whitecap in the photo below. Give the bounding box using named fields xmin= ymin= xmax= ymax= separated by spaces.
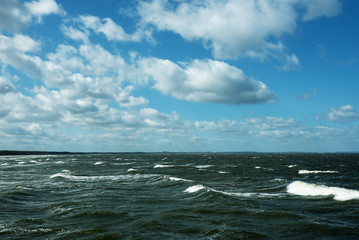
xmin=270 ymin=178 xmax=286 ymax=183
xmin=15 ymin=186 xmax=32 ymax=190
xmin=298 ymin=170 xmax=339 ymax=174
xmin=287 ymin=181 xmax=359 ymax=201
xmin=154 ymin=164 xmax=174 ymax=168
xmin=50 ymin=172 xmax=161 ymax=182
xmin=218 ymin=171 xmax=229 ymax=174
xmin=195 ymin=165 xmax=213 ymax=169
xmin=209 ymin=189 xmax=281 ymax=198
xmin=168 ymin=177 xmax=192 ymax=182
xmin=127 ymin=168 xmax=137 ymax=172
xmin=183 ymin=183 xmax=282 ymax=199
xmin=94 ymin=162 xmax=104 ymax=165
xmin=255 ymin=166 xmax=274 ymax=171
xmin=50 ymin=173 xmax=70 ymax=179
xmin=288 ymin=165 xmax=297 ymax=168
xmin=184 ymin=185 xmax=205 ymax=193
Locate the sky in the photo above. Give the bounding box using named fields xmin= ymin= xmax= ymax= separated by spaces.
xmin=0 ymin=0 xmax=358 ymax=152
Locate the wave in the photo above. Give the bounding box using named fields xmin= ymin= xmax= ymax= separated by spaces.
xmin=154 ymin=164 xmax=174 ymax=168
xmin=184 ymin=184 xmax=283 ymax=198
xmin=195 ymin=165 xmax=213 ymax=169
xmin=184 ymin=185 xmax=205 ymax=193
xmin=287 ymin=181 xmax=359 ymax=201
xmin=298 ymin=170 xmax=339 ymax=174
xmin=50 ymin=172 xmax=161 ymax=182
xmin=168 ymin=176 xmax=192 ymax=182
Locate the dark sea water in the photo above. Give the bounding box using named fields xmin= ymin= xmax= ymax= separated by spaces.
xmin=1 ymin=153 xmax=359 ymax=239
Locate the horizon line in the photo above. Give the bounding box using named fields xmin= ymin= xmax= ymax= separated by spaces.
xmin=1 ymin=150 xmax=358 ymax=156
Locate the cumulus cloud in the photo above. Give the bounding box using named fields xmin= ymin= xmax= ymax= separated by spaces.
xmin=61 ymin=25 xmax=89 ymax=43
xmin=25 ymin=0 xmax=65 ymax=17
xmin=78 ymin=15 xmax=144 ymax=42
xmin=0 ymin=0 xmax=64 ymax=32
xmin=0 ymin=76 xmax=16 ymax=94
xmin=137 ymin=0 xmax=341 ymax=62
xmin=139 ymin=58 xmax=276 ymax=105
xmin=0 ymin=34 xmax=42 ymax=77
xmin=327 ymin=105 xmax=359 ymax=123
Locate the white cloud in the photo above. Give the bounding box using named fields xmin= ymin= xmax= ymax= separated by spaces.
xmin=0 ymin=0 xmax=64 ymax=32
xmin=0 ymin=34 xmax=42 ymax=77
xmin=300 ymin=0 xmax=342 ymax=21
xmin=327 ymin=105 xmax=359 ymax=123
xmin=25 ymin=0 xmax=65 ymax=18
xmin=0 ymin=76 xmax=16 ymax=94
xmin=0 ymin=0 xmax=30 ymax=32
xmin=137 ymin=0 xmax=341 ymax=62
xmin=195 ymin=116 xmax=298 ymax=137
xmin=276 ymin=53 xmax=300 ymax=71
xmin=139 ymin=108 xmax=183 ymax=128
xmin=0 ymin=34 xmax=40 ymax=52
xmin=61 ymin=25 xmax=89 ymax=43
xmin=78 ymin=15 xmax=143 ymax=42
xmin=139 ymin=58 xmax=276 ymax=105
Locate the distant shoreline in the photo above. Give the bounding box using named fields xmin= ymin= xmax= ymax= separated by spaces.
xmin=0 ymin=150 xmax=358 ymax=156
xmin=0 ymin=150 xmax=148 ymax=156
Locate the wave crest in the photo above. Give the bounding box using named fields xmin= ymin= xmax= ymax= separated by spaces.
xmin=287 ymin=181 xmax=359 ymax=201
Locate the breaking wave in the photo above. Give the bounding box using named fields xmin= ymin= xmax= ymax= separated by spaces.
xmin=287 ymin=181 xmax=359 ymax=201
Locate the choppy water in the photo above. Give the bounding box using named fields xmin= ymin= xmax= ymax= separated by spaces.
xmin=1 ymin=153 xmax=359 ymax=239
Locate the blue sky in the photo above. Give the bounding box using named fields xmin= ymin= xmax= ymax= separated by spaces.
xmin=0 ymin=0 xmax=358 ymax=152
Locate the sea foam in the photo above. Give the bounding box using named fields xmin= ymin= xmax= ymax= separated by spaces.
xmin=298 ymin=170 xmax=339 ymax=174
xmin=184 ymin=185 xmax=205 ymax=193
xmin=287 ymin=181 xmax=359 ymax=201
xmin=154 ymin=164 xmax=174 ymax=168
xmin=168 ymin=177 xmax=192 ymax=182
xmin=50 ymin=172 xmax=161 ymax=182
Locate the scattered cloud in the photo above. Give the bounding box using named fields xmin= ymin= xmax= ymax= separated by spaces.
xmin=317 ymin=44 xmax=328 ymax=59
xmin=327 ymin=105 xmax=359 ymax=123
xmin=0 ymin=0 xmax=356 ymax=152
xmin=25 ymin=0 xmax=65 ymax=20
xmin=195 ymin=117 xmax=298 ymax=137
xmin=0 ymin=34 xmax=42 ymax=77
xmin=61 ymin=25 xmax=89 ymax=43
xmin=77 ymin=15 xmax=146 ymax=42
xmin=0 ymin=76 xmax=16 ymax=94
xmin=300 ymin=0 xmax=342 ymax=21
xmin=295 ymin=88 xmax=317 ymax=100
xmin=139 ymin=58 xmax=276 ymax=104
xmin=0 ymin=0 xmax=64 ymax=32
xmin=316 ymin=105 xmax=359 ymax=123
xmin=137 ymin=0 xmax=341 ymax=62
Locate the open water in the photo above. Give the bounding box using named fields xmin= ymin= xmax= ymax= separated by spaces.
xmin=1 ymin=153 xmax=359 ymax=239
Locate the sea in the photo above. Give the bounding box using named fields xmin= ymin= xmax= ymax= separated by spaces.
xmin=1 ymin=153 xmax=359 ymax=239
